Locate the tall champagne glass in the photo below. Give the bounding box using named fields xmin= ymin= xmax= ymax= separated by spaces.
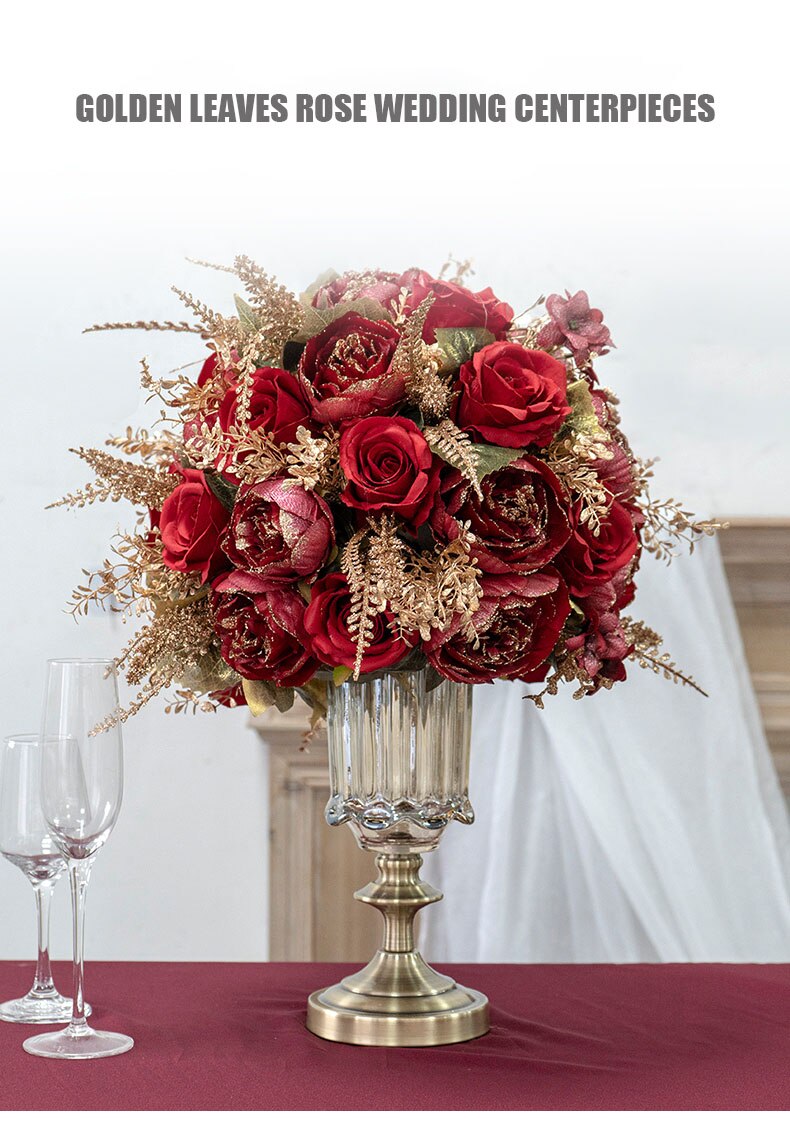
xmin=23 ymin=660 xmax=133 ymax=1059
xmin=0 ymin=735 xmax=91 ymax=1023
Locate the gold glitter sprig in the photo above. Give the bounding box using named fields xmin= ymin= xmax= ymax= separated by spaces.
xmin=622 ymin=618 xmax=708 ymax=695
xmin=390 ymin=296 xmax=453 ymax=421
xmin=634 ymin=458 xmax=725 ymax=561
xmin=423 ymin=420 xmax=483 ymax=498
xmin=48 ymin=448 xmax=179 ymax=512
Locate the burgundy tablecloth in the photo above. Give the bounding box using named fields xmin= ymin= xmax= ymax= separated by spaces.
xmin=0 ymin=961 xmax=788 ymax=1110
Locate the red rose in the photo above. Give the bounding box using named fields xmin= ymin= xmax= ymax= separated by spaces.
xmin=218 ymin=366 xmax=313 ymax=445
xmin=453 ymin=343 xmax=571 ymax=448
xmin=438 ymin=457 xmax=570 ymax=575
xmin=403 ymin=271 xmax=513 ymax=343
xmin=312 ymin=271 xmax=403 ymax=310
xmin=556 ymin=500 xmax=639 ymax=597
xmin=300 ymin=311 xmax=402 ymax=423
xmin=303 ymin=572 xmax=415 ymax=673
xmin=426 ymin=571 xmax=570 ymax=683
xmin=220 ymin=478 xmax=335 ymax=592
xmin=214 ymin=588 xmax=317 ymax=687
xmin=159 ymin=465 xmax=230 ymax=582
xmin=340 ymin=416 xmax=440 ymax=526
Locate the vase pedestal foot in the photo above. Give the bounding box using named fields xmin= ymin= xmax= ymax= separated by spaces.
xmin=307 ymin=976 xmax=489 ymax=1047
xmin=306 ymin=851 xmax=489 ymax=1046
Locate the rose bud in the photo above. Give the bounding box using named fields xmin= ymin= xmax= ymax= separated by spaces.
xmin=300 ymin=311 xmax=402 ymax=424
xmin=402 ymin=270 xmax=513 ymax=343
xmin=159 ymin=465 xmax=230 ymax=583
xmin=426 ymin=571 xmax=570 ymax=684
xmin=219 ymin=478 xmax=335 ymax=592
xmin=214 ymin=588 xmax=317 ymax=687
xmin=440 ymin=456 xmax=571 ymax=575
xmin=565 ymin=610 xmax=633 ymax=689
xmin=303 ymin=572 xmax=416 ymax=673
xmin=556 ymin=500 xmax=639 ymax=597
xmin=311 ymin=270 xmax=403 ymax=310
xmin=453 ymin=343 xmax=571 ymax=448
xmin=339 ymin=415 xmax=440 ymax=527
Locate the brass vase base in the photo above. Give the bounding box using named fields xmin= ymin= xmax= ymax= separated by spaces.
xmin=306 ymin=851 xmax=490 ymax=1046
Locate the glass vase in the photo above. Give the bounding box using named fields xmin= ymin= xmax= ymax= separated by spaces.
xmin=306 ymin=670 xmax=489 ymax=1046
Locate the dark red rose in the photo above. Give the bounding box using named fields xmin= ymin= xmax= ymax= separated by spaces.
xmin=453 ymin=342 xmax=571 ymax=448
xmin=438 ymin=456 xmax=571 ymax=575
xmin=303 ymin=572 xmax=415 ymax=673
xmin=426 ymin=571 xmax=570 ymax=684
xmin=403 ymin=271 xmax=513 ymax=343
xmin=312 ymin=270 xmax=403 ymax=310
xmin=220 ymin=478 xmax=335 ymax=592
xmin=536 ymin=290 xmax=614 ymax=365
xmin=159 ymin=465 xmax=230 ymax=582
xmin=300 ymin=311 xmax=402 ymax=423
xmin=218 ymin=366 xmax=313 ymax=445
xmin=565 ymin=610 xmax=632 ymax=689
xmin=214 ymin=588 xmax=317 ymax=687
xmin=340 ymin=416 xmax=440 ymax=526
xmin=556 ymin=500 xmax=639 ymax=597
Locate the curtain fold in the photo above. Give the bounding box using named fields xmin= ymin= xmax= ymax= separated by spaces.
xmin=420 ymin=537 xmax=790 ymax=962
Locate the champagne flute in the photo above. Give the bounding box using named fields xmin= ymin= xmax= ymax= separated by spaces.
xmin=23 ymin=660 xmax=133 ymax=1059
xmin=0 ymin=735 xmax=91 ymax=1023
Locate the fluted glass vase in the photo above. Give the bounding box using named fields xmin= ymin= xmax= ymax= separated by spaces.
xmin=306 ymin=670 xmax=489 ymax=1046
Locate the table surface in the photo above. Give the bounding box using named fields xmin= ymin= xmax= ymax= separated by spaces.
xmin=0 ymin=961 xmax=788 ymax=1111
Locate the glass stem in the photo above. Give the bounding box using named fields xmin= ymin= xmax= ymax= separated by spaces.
xmin=69 ymin=859 xmax=93 ymax=1031
xmin=31 ymin=881 xmax=55 ymax=995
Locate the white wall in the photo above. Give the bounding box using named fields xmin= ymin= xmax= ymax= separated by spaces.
xmin=1 ymin=0 xmax=788 ymax=961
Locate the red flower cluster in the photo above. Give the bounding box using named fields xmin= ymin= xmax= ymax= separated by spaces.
xmin=155 ymin=267 xmax=643 ymax=697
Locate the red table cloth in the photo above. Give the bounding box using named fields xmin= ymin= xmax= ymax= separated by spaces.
xmin=0 ymin=961 xmax=788 ymax=1110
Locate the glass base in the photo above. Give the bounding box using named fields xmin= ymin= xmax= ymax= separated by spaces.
xmin=23 ymin=1023 xmax=133 ymax=1059
xmin=0 ymin=993 xmax=91 ymax=1025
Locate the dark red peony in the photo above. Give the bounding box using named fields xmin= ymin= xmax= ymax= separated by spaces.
xmin=557 ymin=500 xmax=639 ymax=597
xmin=537 ymin=290 xmax=614 ymax=365
xmin=220 ymin=478 xmax=335 ymax=592
xmin=214 ymin=588 xmax=317 ymax=686
xmin=453 ymin=342 xmax=571 ymax=448
xmin=218 ymin=366 xmax=313 ymax=445
xmin=438 ymin=457 xmax=570 ymax=575
xmin=403 ymin=271 xmax=513 ymax=343
xmin=303 ymin=572 xmax=416 ymax=673
xmin=340 ymin=416 xmax=440 ymax=526
xmin=159 ymin=465 xmax=230 ymax=582
xmin=426 ymin=571 xmax=570 ymax=684
xmin=300 ymin=311 xmax=402 ymax=423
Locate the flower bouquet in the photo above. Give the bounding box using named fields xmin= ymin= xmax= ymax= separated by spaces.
xmin=58 ymin=257 xmax=716 ymax=722
xmin=56 ymin=257 xmax=719 ymax=1044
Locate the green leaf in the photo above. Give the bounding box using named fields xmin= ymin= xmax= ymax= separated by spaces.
xmin=203 ymin=469 xmax=237 ymax=513
xmin=242 ymin=678 xmax=295 ymax=716
xmin=565 ymin=378 xmax=605 ymax=438
xmin=332 ymin=665 xmax=353 ymax=687
xmin=294 ymin=298 xmax=392 ymax=343
xmin=234 ymin=293 xmax=261 ymax=333
xmin=424 ymin=667 xmax=446 ymax=693
xmin=434 ymin=326 xmax=495 ymax=371
xmin=470 ymin=442 xmax=523 ymax=481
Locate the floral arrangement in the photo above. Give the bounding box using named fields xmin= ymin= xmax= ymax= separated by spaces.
xmin=55 ymin=256 xmax=719 ymax=726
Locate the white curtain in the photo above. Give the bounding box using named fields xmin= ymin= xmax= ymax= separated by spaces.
xmin=420 ymin=537 xmax=790 ymax=962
